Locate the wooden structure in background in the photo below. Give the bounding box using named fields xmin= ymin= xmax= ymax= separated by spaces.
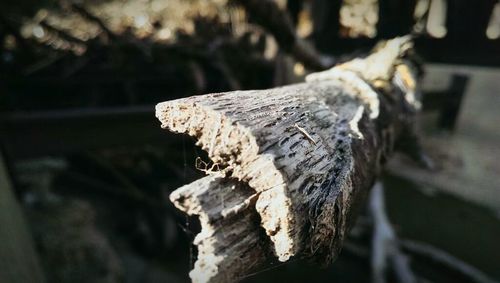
xmin=311 ymin=0 xmax=499 ymax=66
xmin=0 ymin=149 xmax=45 ymax=282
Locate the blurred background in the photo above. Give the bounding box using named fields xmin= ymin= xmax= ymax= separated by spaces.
xmin=0 ymin=0 xmax=499 ymax=282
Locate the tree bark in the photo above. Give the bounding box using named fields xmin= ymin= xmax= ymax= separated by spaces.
xmin=156 ymin=36 xmax=420 ymax=283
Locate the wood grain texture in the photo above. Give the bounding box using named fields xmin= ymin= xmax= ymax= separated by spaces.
xmin=157 ymin=36 xmax=420 ymax=282
xmin=170 ymin=175 xmax=268 ymax=282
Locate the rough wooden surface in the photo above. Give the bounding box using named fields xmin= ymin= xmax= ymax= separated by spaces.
xmin=157 ymin=37 xmax=420 ymax=283
xmin=170 ymin=175 xmax=268 ymax=282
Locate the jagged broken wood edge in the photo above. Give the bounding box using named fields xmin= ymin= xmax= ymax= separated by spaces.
xmin=170 ymin=175 xmax=269 ymax=283
xmin=157 ymin=36 xmax=420 ymax=283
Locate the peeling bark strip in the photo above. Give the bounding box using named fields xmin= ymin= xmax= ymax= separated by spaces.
xmin=170 ymin=175 xmax=268 ymax=282
xmin=157 ymin=36 xmax=420 ymax=283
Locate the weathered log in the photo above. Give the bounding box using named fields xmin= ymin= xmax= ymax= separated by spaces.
xmin=157 ymin=36 xmax=420 ymax=282
xmin=170 ymin=175 xmax=269 ymax=282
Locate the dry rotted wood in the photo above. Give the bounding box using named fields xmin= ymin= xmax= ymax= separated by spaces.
xmin=157 ymin=37 xmax=420 ymax=283
xmin=170 ymin=175 xmax=269 ymax=282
